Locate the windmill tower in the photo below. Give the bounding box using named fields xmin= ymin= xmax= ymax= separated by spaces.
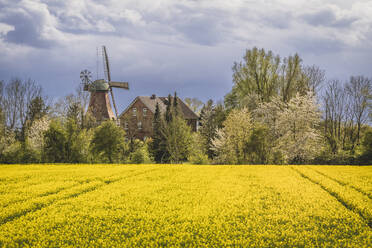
xmin=80 ymin=46 xmax=129 ymax=123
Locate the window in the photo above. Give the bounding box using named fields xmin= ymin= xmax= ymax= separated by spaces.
xmin=132 ymin=108 xmax=137 ymax=116
xmin=137 ymin=121 xmax=142 ymax=130
xmin=143 ymin=108 xmax=147 ymax=116
xmin=124 ymin=122 xmax=128 ymax=130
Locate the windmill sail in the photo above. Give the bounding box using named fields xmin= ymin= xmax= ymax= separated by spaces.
xmin=109 ymin=81 xmax=129 ymax=89
xmin=81 ymin=46 xmax=129 ymax=124
xmin=102 ymin=46 xmax=119 ymax=122
xmin=102 ymin=46 xmax=111 ymax=82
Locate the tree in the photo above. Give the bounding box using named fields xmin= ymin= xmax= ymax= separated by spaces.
xmin=150 ymin=103 xmax=168 ymax=163
xmin=322 ymin=77 xmax=371 ymax=159
xmin=90 ymin=121 xmax=127 ymax=163
xmin=22 ymin=96 xmax=49 ymax=140
xmin=163 ymin=92 xmax=192 ymax=163
xmin=64 ymin=118 xmax=93 ymax=163
xmin=43 ymin=120 xmax=67 ymax=163
xmin=211 ymin=108 xmax=252 ymax=164
xmin=3 ymin=78 xmax=43 ymax=131
xmin=51 ymin=85 xmax=90 ymax=129
xmin=359 ymin=128 xmax=372 ymax=164
xmin=199 ymin=100 xmax=227 ymax=159
xmin=184 ymin=97 xmax=203 ymax=114
xmin=302 ymin=65 xmax=326 ymax=95
xmin=244 ymin=123 xmax=271 ymax=164
xmin=254 ymin=91 xmax=322 ymax=163
xmin=151 ymin=92 xmax=193 ymax=163
xmin=163 ymin=115 xmax=193 ymax=163
xmin=279 ymin=54 xmax=304 ymax=102
xmin=274 ymin=92 xmax=322 ymax=163
xmin=25 ymin=115 xmax=50 ymax=161
xmin=129 ymin=139 xmax=153 ymax=164
xmin=226 ymin=47 xmax=323 ymax=110
xmin=229 ymin=47 xmax=280 ymax=107
xmin=188 ymin=132 xmax=210 ymax=165
xmin=322 ymin=80 xmax=346 ymax=153
xmin=345 ymin=76 xmax=371 ymax=149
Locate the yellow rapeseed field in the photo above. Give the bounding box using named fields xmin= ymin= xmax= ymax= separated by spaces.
xmin=0 ymin=164 xmax=371 ymax=247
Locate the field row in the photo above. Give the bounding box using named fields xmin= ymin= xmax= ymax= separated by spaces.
xmin=0 ymin=165 xmax=371 ymax=247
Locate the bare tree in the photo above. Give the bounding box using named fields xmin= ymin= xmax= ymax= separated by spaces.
xmin=0 ymin=80 xmax=4 ymax=128
xmin=323 ymin=76 xmax=372 ymax=154
xmin=3 ymin=78 xmax=42 ymax=130
xmin=51 ymin=85 xmax=90 ymax=128
xmin=345 ymin=76 xmax=371 ymax=147
xmin=323 ymin=80 xmax=347 ymax=152
xmin=303 ymin=65 xmax=326 ymax=95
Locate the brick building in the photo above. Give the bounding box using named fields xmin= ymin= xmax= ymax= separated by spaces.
xmin=119 ymin=95 xmax=199 ymax=140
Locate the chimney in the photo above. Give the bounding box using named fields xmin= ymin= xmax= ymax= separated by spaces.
xmin=151 ymin=94 xmax=156 ymax=99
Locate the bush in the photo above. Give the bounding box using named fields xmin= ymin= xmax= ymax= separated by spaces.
xmin=90 ymin=121 xmax=127 ymax=163
xmin=1 ymin=141 xmax=24 ymax=164
xmin=43 ymin=120 xmax=67 ymax=163
xmin=129 ymin=144 xmax=153 ymax=164
xmin=189 ymin=152 xmax=210 ymax=165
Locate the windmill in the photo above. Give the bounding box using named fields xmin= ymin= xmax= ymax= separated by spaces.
xmin=80 ymin=46 xmax=129 ymax=123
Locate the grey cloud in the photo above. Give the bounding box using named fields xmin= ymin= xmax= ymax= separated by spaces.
xmin=301 ymin=8 xmax=357 ymax=28
xmin=290 ymin=35 xmax=345 ymax=55
xmin=169 ymin=4 xmax=231 ymax=46
xmin=3 ymin=14 xmax=54 ymax=48
xmin=1 ymin=0 xmax=372 ymax=108
xmin=0 ymin=4 xmax=57 ymax=48
xmin=174 ymin=15 xmax=223 ymax=46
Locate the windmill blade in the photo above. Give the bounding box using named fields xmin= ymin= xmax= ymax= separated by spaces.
xmin=109 ymin=81 xmax=129 ymax=90
xmin=102 ymin=45 xmax=111 ymax=82
xmin=109 ymin=88 xmax=119 ymax=123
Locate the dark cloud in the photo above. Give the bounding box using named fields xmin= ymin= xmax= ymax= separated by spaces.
xmin=0 ymin=0 xmax=372 ymax=108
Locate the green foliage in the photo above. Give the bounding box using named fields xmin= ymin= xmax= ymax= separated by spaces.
xmin=65 ymin=119 xmax=93 ymax=163
xmin=1 ymin=141 xmax=24 ymax=163
xmin=151 ymin=103 xmax=168 ymax=163
xmin=226 ymin=47 xmax=319 ymax=111
xmin=188 ymin=132 xmax=210 ymax=165
xmin=43 ymin=120 xmax=67 ymax=163
xmin=244 ymin=123 xmax=271 ymax=164
xmin=230 ymin=47 xmax=280 ymax=106
xmin=212 ymin=108 xmax=252 ymax=164
xmin=129 ymin=140 xmax=153 ymax=164
xmin=358 ymin=129 xmax=372 ymax=164
xmin=199 ymin=100 xmax=226 ymax=159
xmin=164 ymin=115 xmax=193 ymax=163
xmin=90 ymin=121 xmax=127 ymax=163
xmin=151 ymin=92 xmax=193 ymax=164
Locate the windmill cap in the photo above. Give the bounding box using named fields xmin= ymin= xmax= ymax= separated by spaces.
xmin=90 ymin=79 xmax=109 ymax=92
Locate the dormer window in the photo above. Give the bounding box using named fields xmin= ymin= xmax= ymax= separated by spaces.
xmin=143 ymin=108 xmax=147 ymax=116
xmin=133 ymin=108 xmax=137 ymax=116
xmin=137 ymin=121 xmax=142 ymax=130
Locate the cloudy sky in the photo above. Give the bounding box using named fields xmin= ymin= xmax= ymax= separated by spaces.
xmin=0 ymin=0 xmax=372 ymax=111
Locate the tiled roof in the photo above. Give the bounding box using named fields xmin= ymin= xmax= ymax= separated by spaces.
xmin=119 ymin=96 xmax=199 ymax=120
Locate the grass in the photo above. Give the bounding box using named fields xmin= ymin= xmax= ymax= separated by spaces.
xmin=0 ymin=164 xmax=371 ymax=247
